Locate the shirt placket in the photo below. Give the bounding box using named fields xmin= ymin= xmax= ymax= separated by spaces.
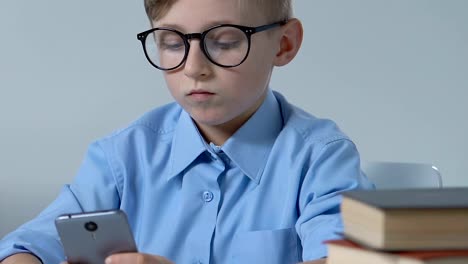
xmin=185 ymin=152 xmax=225 ymax=264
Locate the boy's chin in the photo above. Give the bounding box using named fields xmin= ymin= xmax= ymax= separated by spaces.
xmin=187 ymin=106 xmax=255 ymax=131
xmin=191 ymin=115 xmax=229 ymax=127
xmin=189 ymin=111 xmax=236 ymax=127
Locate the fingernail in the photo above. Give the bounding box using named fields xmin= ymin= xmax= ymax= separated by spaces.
xmin=105 ymin=257 xmax=112 ymax=264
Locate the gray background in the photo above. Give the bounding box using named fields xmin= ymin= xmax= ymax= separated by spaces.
xmin=1 ymin=0 xmax=467 ymax=238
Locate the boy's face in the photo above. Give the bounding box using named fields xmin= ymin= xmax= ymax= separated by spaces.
xmin=155 ymin=0 xmax=281 ymax=130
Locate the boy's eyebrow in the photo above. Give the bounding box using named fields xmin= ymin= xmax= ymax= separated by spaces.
xmin=154 ymin=20 xmax=242 ymax=32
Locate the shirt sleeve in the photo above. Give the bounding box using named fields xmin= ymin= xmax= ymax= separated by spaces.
xmin=0 ymin=141 xmax=121 ymax=263
xmin=295 ymin=138 xmax=374 ymax=261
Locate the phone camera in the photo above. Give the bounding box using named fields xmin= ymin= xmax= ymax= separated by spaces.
xmin=84 ymin=221 xmax=98 ymax=232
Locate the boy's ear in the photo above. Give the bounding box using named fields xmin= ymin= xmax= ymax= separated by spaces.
xmin=273 ymin=18 xmax=304 ymax=67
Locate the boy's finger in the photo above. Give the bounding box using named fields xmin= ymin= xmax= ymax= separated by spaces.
xmin=105 ymin=253 xmax=138 ymax=264
xmin=106 ymin=252 xmax=171 ymax=264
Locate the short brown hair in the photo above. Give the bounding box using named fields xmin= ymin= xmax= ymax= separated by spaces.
xmin=144 ymin=0 xmax=293 ymax=23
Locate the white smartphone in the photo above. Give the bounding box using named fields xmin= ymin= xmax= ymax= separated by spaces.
xmin=55 ymin=209 xmax=138 ymax=264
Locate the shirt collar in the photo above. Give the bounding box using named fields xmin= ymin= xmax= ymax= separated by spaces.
xmin=167 ymin=110 xmax=207 ymax=181
xmin=222 ymin=89 xmax=283 ymax=184
xmin=167 ymin=89 xmax=283 ymax=184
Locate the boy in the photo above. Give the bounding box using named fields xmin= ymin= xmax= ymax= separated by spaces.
xmin=0 ymin=0 xmax=373 ymax=263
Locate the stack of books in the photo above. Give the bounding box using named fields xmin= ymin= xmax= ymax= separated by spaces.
xmin=327 ymin=188 xmax=468 ymax=264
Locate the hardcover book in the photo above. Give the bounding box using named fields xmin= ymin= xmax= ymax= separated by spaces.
xmin=341 ymin=188 xmax=468 ymax=250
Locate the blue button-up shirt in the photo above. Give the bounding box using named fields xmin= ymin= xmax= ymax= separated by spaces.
xmin=0 ymin=90 xmax=373 ymax=263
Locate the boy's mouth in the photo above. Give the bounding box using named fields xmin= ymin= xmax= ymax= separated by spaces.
xmin=187 ymin=89 xmax=216 ymax=101
xmin=188 ymin=89 xmax=214 ymax=95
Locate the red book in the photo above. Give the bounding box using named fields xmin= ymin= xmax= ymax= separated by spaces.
xmin=326 ymin=239 xmax=468 ymax=264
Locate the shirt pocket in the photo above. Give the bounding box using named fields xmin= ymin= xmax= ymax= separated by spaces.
xmin=230 ymin=227 xmax=299 ymax=264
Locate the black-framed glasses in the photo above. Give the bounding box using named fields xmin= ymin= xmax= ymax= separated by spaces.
xmin=137 ymin=20 xmax=287 ymax=71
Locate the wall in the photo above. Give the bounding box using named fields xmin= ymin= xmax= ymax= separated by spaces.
xmin=1 ymin=0 xmax=467 ymax=237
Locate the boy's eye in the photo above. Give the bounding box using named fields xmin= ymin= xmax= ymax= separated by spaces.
xmin=208 ymin=40 xmax=242 ymax=50
xmin=159 ymin=40 xmax=185 ymax=51
xmin=206 ymin=28 xmax=246 ymax=50
xmin=154 ymin=31 xmax=185 ymax=51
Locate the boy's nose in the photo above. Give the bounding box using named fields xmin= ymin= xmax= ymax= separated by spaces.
xmin=183 ymin=40 xmax=212 ymax=79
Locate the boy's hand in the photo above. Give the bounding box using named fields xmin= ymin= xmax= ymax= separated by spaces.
xmin=59 ymin=253 xmax=174 ymax=264
xmin=300 ymin=259 xmax=327 ymax=264
xmin=0 ymin=253 xmax=42 ymax=264
xmin=105 ymin=253 xmax=174 ymax=264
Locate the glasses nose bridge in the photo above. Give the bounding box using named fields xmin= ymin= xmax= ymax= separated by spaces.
xmin=185 ymin=32 xmax=203 ymax=42
xmin=184 ymin=32 xmax=207 ymax=57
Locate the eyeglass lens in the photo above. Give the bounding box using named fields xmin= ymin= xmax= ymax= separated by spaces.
xmin=144 ymin=26 xmax=249 ymax=70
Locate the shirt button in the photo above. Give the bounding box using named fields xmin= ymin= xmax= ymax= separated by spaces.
xmin=202 ymin=191 xmax=214 ymax=202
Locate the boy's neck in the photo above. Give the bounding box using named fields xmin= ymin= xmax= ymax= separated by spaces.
xmin=197 ymin=125 xmax=233 ymax=146
xmin=194 ymin=90 xmax=268 ymax=146
xmin=196 ymin=95 xmax=266 ymax=145
xmin=195 ymin=115 xmax=249 ymax=146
